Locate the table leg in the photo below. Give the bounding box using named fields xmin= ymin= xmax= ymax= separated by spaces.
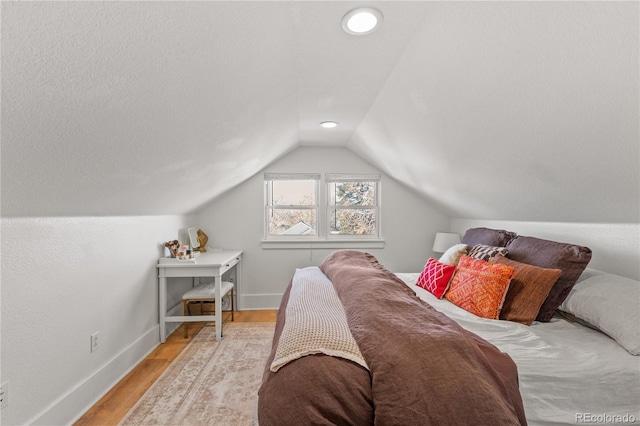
xmin=235 ymin=260 xmax=242 ymax=311
xmin=159 ymin=275 xmax=167 ymax=343
xmin=215 ymin=274 xmax=222 ymax=341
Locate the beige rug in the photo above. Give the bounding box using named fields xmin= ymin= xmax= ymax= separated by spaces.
xmin=119 ymin=323 xmax=275 ymax=426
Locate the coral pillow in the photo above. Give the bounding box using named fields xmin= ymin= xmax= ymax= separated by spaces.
xmin=416 ymin=258 xmax=456 ymax=299
xmin=493 ymin=255 xmax=562 ymax=325
xmin=445 ymin=255 xmax=515 ymax=319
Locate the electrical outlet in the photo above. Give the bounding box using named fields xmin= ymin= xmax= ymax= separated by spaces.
xmin=90 ymin=332 xmax=99 ymax=353
xmin=1 ymin=381 xmax=8 ymax=409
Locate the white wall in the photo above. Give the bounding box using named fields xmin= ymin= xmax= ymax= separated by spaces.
xmin=451 ymin=218 xmax=640 ymax=280
xmin=1 ymin=215 xmax=191 ymax=425
xmin=195 ymin=146 xmax=450 ymax=309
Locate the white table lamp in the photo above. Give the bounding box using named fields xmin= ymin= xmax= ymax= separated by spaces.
xmin=432 ymin=232 xmax=461 ymax=253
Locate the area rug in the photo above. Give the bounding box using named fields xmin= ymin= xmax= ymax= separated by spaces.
xmin=119 ymin=323 xmax=275 ymax=426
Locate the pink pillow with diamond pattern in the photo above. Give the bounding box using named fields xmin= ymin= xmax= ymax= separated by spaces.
xmin=416 ymin=258 xmax=456 ymax=299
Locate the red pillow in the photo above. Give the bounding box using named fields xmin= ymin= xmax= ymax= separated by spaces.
xmin=416 ymin=258 xmax=456 ymax=299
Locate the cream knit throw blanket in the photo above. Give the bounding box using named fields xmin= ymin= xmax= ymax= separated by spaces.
xmin=270 ymin=266 xmax=368 ymax=372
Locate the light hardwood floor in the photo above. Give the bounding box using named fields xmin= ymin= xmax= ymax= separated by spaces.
xmin=74 ymin=310 xmax=278 ymax=426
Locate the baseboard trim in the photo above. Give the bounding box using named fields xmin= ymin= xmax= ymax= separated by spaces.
xmin=31 ymin=305 xmax=184 ymax=425
xmin=239 ymin=293 xmax=283 ymax=310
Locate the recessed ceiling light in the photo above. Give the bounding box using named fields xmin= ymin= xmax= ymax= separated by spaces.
xmin=342 ymin=8 xmax=383 ymax=35
xmin=320 ymin=121 xmax=339 ymax=128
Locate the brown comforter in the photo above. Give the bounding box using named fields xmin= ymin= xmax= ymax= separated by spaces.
xmin=258 ymin=250 xmax=527 ymax=425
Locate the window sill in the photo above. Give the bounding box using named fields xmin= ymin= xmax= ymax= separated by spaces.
xmin=261 ymin=239 xmax=385 ymax=250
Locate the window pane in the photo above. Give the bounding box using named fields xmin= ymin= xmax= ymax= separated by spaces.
xmin=268 ymin=208 xmax=317 ymax=236
xmin=329 ymin=209 xmax=376 ymax=235
xmin=272 ymin=180 xmax=316 ymax=206
xmin=329 ymin=182 xmax=375 ymax=206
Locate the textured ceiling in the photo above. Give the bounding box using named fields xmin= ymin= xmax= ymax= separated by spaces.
xmin=2 ymin=1 xmax=638 ymax=222
xmin=349 ymin=1 xmax=640 ymax=222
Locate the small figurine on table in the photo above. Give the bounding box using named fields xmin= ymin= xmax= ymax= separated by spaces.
xmin=194 ymin=229 xmax=208 ymax=252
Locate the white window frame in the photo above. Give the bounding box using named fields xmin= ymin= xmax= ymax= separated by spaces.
xmin=264 ymin=173 xmax=321 ymax=239
xmin=262 ymin=173 xmax=384 ymax=249
xmin=325 ymin=174 xmax=381 ymax=240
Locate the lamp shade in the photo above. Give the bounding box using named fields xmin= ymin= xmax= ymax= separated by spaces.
xmin=432 ymin=232 xmax=461 ymax=253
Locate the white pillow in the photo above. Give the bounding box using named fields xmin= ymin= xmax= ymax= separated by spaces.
xmin=559 ymin=271 xmax=640 ymax=355
xmin=438 ymin=244 xmax=468 ymax=266
xmin=574 ymin=267 xmax=606 ymax=283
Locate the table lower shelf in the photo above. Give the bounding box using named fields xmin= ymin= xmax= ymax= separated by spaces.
xmin=164 ymin=314 xmax=232 ymax=323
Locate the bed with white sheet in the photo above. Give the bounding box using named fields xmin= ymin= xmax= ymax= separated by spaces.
xmin=396 ymin=270 xmax=640 ymax=425
xmin=258 ymin=228 xmax=640 ymax=426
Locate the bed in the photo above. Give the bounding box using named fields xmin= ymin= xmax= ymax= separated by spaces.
xmin=258 ymin=228 xmax=640 ymax=425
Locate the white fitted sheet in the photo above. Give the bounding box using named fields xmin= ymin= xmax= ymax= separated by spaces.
xmin=395 ymin=273 xmax=640 ymax=426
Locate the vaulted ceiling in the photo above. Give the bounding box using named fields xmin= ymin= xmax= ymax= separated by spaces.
xmin=2 ymin=1 xmax=638 ymax=222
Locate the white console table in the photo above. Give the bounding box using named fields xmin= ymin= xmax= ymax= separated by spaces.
xmin=157 ymin=249 xmax=243 ymax=342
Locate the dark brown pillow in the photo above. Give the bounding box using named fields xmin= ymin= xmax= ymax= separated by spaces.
xmin=461 ymin=227 xmax=517 ymax=248
xmin=504 ymin=236 xmax=592 ymax=322
xmin=493 ymin=256 xmax=562 ymax=325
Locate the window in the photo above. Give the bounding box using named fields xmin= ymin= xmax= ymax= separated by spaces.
xmin=264 ymin=173 xmax=381 ymax=244
xmin=327 ymin=174 xmax=379 ymax=238
xmin=264 ymin=174 xmax=320 ymax=237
